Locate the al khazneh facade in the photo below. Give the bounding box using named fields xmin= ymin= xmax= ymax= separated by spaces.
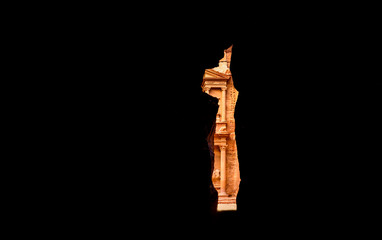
xmin=202 ymin=46 xmax=239 ymax=204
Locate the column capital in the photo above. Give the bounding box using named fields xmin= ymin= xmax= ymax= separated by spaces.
xmin=221 ymin=86 xmax=227 ymax=91
xmin=219 ymin=145 xmax=227 ymax=151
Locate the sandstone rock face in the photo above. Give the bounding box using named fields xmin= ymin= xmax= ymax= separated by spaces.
xmin=202 ymin=46 xmax=240 ymax=203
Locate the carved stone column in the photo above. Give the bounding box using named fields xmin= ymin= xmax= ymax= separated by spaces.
xmin=219 ymin=145 xmax=227 ymax=196
xmin=221 ymin=87 xmax=227 ymax=122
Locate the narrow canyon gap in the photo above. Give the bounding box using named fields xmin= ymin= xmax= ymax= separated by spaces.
xmin=202 ymin=46 xmax=239 ymax=212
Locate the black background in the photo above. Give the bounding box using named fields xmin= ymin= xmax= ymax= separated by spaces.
xmin=12 ymin=3 xmax=381 ymax=237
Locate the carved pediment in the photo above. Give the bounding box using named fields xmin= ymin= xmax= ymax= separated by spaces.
xmin=203 ymin=69 xmax=230 ymax=80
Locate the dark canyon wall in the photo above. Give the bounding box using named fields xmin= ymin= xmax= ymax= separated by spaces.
xmin=26 ymin=5 xmax=381 ymax=237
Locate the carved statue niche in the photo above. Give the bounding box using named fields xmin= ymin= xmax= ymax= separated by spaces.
xmin=217 ymin=126 xmax=226 ymax=133
xmin=212 ymin=169 xmax=220 ymax=180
